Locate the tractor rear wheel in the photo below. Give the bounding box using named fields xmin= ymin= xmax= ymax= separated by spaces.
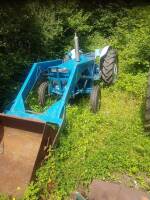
xmin=101 ymin=48 xmax=118 ymax=85
xmin=144 ymin=70 xmax=150 ymax=131
xmin=38 ymin=82 xmax=49 ymax=106
xmin=90 ymin=85 xmax=101 ymax=113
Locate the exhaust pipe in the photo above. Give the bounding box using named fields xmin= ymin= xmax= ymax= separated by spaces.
xmin=74 ymin=32 xmax=80 ymax=62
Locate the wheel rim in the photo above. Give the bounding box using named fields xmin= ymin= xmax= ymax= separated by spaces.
xmin=112 ymin=63 xmax=118 ymax=83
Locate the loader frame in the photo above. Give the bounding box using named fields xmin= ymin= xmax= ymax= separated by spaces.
xmin=4 ymin=53 xmax=100 ymax=128
xmin=0 ymin=34 xmax=111 ymax=196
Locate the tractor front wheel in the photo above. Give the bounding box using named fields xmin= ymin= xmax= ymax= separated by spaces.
xmin=90 ymin=85 xmax=101 ymax=113
xmin=101 ymin=48 xmax=118 ymax=85
xmin=38 ymin=82 xmax=49 ymax=106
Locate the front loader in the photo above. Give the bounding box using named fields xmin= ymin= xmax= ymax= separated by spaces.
xmin=0 ymin=34 xmax=118 ymax=197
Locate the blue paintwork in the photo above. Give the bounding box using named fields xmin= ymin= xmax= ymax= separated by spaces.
xmin=4 ymin=52 xmax=100 ymax=128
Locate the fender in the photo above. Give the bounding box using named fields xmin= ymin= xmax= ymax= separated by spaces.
xmin=100 ymin=45 xmax=111 ymax=58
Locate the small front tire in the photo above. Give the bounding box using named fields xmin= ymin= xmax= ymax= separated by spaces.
xmin=38 ymin=82 xmax=49 ymax=106
xmin=90 ymin=85 xmax=101 ymax=113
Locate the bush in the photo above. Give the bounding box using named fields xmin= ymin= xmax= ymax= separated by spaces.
xmin=115 ymin=72 xmax=147 ymax=97
xmin=1 ymin=2 xmax=149 ymax=109
xmin=87 ymin=6 xmax=150 ymax=73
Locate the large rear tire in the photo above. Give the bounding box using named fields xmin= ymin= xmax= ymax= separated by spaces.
xmin=38 ymin=82 xmax=49 ymax=106
xmin=144 ymin=71 xmax=150 ymax=131
xmin=101 ymin=48 xmax=118 ymax=85
xmin=90 ymin=85 xmax=101 ymax=113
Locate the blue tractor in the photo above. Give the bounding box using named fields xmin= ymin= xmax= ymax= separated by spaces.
xmin=0 ymin=33 xmax=118 ymax=197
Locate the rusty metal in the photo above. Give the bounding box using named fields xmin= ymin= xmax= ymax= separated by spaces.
xmin=88 ymin=181 xmax=150 ymax=200
xmin=0 ymin=114 xmax=57 ymax=197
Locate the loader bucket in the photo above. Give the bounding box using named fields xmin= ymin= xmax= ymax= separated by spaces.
xmin=0 ymin=113 xmax=57 ymax=197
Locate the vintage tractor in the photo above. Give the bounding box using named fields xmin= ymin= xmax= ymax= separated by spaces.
xmin=0 ymin=34 xmax=118 ymax=197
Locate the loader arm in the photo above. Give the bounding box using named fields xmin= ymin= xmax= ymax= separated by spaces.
xmin=4 ymin=56 xmax=94 ymax=127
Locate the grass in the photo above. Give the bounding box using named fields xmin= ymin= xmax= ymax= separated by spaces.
xmin=26 ymin=89 xmax=58 ymax=113
xmin=22 ymin=71 xmax=150 ymax=200
xmin=0 ymin=68 xmax=149 ymax=200
xmin=0 ymin=72 xmax=150 ymax=200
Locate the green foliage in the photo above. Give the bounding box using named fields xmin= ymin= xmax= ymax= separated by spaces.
xmin=22 ymin=75 xmax=150 ymax=199
xmin=0 ymin=195 xmax=9 ymax=200
xmin=112 ymin=7 xmax=150 ymax=72
xmin=24 ymin=150 xmax=56 ymax=200
xmin=90 ymin=5 xmax=128 ymax=37
xmin=0 ymin=3 xmax=46 ymax=109
xmin=87 ymin=6 xmax=150 ymax=73
xmin=1 ymin=1 xmax=149 ymax=109
xmin=26 ymin=90 xmax=58 ymax=113
xmin=114 ymin=72 xmax=147 ymax=97
xmin=67 ymin=10 xmax=91 ymax=33
xmin=0 ymin=1 xmax=129 ymax=109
